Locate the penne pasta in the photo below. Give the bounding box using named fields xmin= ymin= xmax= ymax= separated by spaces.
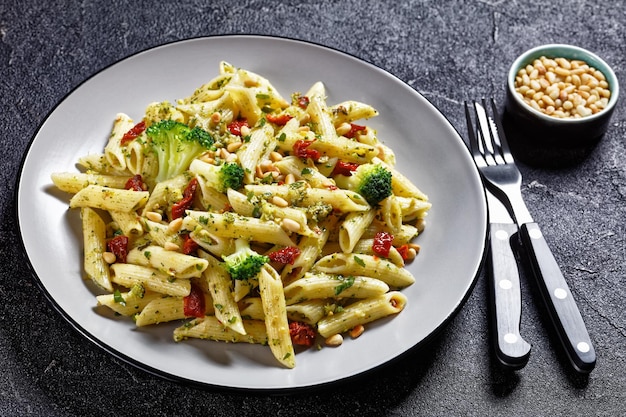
xmin=316 ymin=291 xmax=407 ymax=338
xmin=258 ymin=265 xmax=295 ymax=368
xmin=283 ymin=272 xmax=389 ymax=304
xmin=81 ymin=207 xmax=113 ymax=291
xmin=198 ymin=250 xmax=246 ymax=335
xmin=173 ymin=317 xmax=268 ymax=344
xmin=52 ymin=62 xmax=431 ymax=369
xmin=51 ymin=172 xmax=131 ymax=194
xmin=185 ymin=210 xmax=294 ymax=246
xmin=110 ymin=263 xmax=191 ymax=297
xmin=313 ymin=253 xmax=415 ymax=288
xmin=70 ymin=185 xmax=149 ymax=212
xmin=126 ymin=245 xmax=208 ymax=278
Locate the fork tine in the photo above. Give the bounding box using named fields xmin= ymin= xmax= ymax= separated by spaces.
xmin=489 ymin=98 xmax=515 ymax=164
xmin=464 ymin=101 xmax=484 ymax=165
xmin=473 ymin=100 xmax=497 ymax=166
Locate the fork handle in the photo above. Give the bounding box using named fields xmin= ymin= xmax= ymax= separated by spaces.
xmin=488 ymin=223 xmax=531 ymax=370
xmin=520 ymin=222 xmax=596 ymax=373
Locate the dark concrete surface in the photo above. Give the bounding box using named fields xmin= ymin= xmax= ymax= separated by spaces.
xmin=1 ymin=1 xmax=624 ymax=416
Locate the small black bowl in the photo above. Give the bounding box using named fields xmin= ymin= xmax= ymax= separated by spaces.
xmin=503 ymin=44 xmax=619 ymax=168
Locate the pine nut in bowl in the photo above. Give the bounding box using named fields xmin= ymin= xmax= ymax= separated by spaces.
xmin=503 ymin=44 xmax=619 ymax=167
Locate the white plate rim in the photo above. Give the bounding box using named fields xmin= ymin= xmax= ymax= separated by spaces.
xmin=15 ymin=34 xmax=488 ymax=391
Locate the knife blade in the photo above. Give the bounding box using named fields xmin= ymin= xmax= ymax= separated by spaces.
xmin=486 ymin=189 xmax=531 ymax=369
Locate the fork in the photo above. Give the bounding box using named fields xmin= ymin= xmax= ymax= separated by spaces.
xmin=466 ymin=98 xmax=596 ymax=374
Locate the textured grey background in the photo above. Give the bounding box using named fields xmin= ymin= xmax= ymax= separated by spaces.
xmin=1 ymin=1 xmax=625 ymax=416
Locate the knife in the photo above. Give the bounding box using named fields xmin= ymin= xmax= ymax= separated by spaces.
xmin=486 ymin=189 xmax=531 ymax=370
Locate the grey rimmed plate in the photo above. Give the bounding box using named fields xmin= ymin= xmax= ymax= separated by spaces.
xmin=16 ymin=35 xmax=487 ymax=390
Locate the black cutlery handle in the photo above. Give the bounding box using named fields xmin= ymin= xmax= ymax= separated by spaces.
xmin=488 ymin=223 xmax=531 ymax=369
xmin=520 ymin=222 xmax=596 ymax=373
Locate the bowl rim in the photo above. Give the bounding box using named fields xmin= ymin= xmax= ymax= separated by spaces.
xmin=507 ymin=43 xmax=619 ymax=124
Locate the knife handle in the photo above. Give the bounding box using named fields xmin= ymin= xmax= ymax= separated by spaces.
xmin=519 ymin=222 xmax=596 ymax=373
xmin=488 ymin=223 xmax=531 ymax=369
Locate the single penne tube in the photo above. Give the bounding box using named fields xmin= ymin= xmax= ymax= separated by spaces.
xmin=238 ymin=297 xmax=265 ymax=321
xmin=190 ymin=231 xmax=235 ymax=259
xmin=51 ymin=172 xmax=131 ymax=194
xmin=285 ymin=299 xmax=327 ymax=325
xmin=176 ymin=91 xmax=231 ymax=120
xmin=185 ymin=210 xmax=294 ymax=246
xmin=316 ymin=291 xmax=408 ymax=338
xmin=329 ymin=100 xmax=379 ymax=125
xmin=134 ymin=296 xmax=187 ymax=326
xmin=309 ymin=134 xmax=379 ymax=163
xmin=226 ymin=85 xmax=263 ymax=127
xmin=338 ymin=209 xmax=376 ymax=253
xmin=283 ymin=272 xmax=389 ymax=305
xmin=377 ymin=195 xmax=403 ymax=234
xmin=226 ymin=188 xmax=255 ymax=217
xmin=126 ymin=138 xmax=159 ymax=180
xmin=260 ymin=202 xmax=318 ymax=237
xmin=180 ymin=83 xmax=226 ymax=105
xmin=396 ymin=196 xmax=432 ymax=221
xmin=96 ymin=287 xmax=162 ymax=317
xmin=244 ymin=184 xmax=370 ymax=213
xmin=313 ymin=253 xmax=415 ymax=288
xmin=77 ymin=153 xmax=127 ymax=175
xmin=104 ymin=113 xmax=135 ymax=171
xmin=126 ymin=245 xmax=208 ymax=278
xmin=233 ymin=278 xmax=256 ymax=302
xmin=198 ymin=250 xmax=246 ymax=335
xmin=81 ymin=207 xmax=113 ymax=291
xmin=258 ymin=265 xmax=295 ymax=368
xmin=193 ymin=172 xmax=231 ymax=211
xmin=109 ymin=210 xmax=143 ymax=236
xmin=306 ymin=86 xmax=337 ymax=144
xmin=70 ymin=185 xmax=149 ymax=212
xmin=173 ymin=317 xmax=268 ymax=344
xmin=236 ymin=124 xmax=276 ymax=183
xmin=110 ymin=263 xmax=191 ymax=297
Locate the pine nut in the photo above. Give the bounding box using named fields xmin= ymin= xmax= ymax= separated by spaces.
xmin=325 ymin=334 xmax=343 ymax=347
xmin=336 ymin=122 xmax=352 ymax=136
xmin=240 ymin=125 xmax=251 ymax=137
xmin=269 ymin=151 xmax=283 ymax=162
xmin=281 ymin=218 xmax=301 ymax=233
xmin=271 ymin=196 xmax=289 ymax=207
xmin=416 ymin=218 xmax=426 ymax=233
xmin=227 ymin=141 xmax=243 ymax=153
xmin=168 ymin=217 xmax=183 ymax=233
xmin=145 ymin=211 xmax=162 ymax=222
xmin=284 ymin=173 xmax=296 ymax=184
xmin=349 ymin=325 xmax=365 ymax=339
xmin=164 ymin=242 xmax=180 ymax=251
xmin=259 ymin=160 xmax=273 ymax=170
xmin=102 ymin=252 xmax=116 ymax=264
xmin=255 ymin=165 xmax=264 ymax=179
xmin=210 ymin=112 xmax=221 ymax=123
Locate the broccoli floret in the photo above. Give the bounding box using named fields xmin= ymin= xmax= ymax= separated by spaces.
xmin=200 ymin=162 xmax=245 ymax=192
xmin=335 ymin=163 xmax=392 ymax=206
xmin=146 ymin=120 xmax=214 ymax=183
xmin=223 ymin=239 xmax=269 ymax=281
